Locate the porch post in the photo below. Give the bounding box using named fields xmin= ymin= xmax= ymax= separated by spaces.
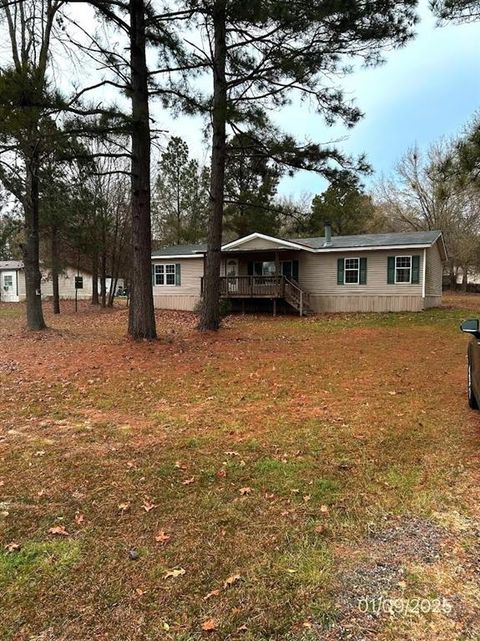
xmin=275 ymin=251 xmax=281 ymax=297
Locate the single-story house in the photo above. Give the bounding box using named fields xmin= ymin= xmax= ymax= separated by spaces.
xmin=0 ymin=261 xmax=94 ymax=303
xmin=151 ymin=228 xmax=446 ymax=314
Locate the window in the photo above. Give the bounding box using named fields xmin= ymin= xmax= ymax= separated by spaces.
xmin=3 ymin=275 xmax=13 ymax=289
xmin=395 ymin=256 xmax=411 ymax=283
xmin=254 ymin=261 xmax=276 ymax=276
xmin=344 ymin=258 xmax=360 ymax=284
xmin=155 ymin=263 xmax=176 ymax=286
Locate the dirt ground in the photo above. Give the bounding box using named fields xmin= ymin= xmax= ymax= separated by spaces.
xmin=0 ymin=294 xmax=479 ymax=640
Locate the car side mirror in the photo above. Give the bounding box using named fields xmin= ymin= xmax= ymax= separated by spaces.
xmin=460 ymin=319 xmax=480 ymax=335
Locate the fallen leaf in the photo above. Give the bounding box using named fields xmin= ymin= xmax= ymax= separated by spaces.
xmin=319 ymin=504 xmax=329 ymax=514
xmin=4 ymin=542 xmax=20 ymax=552
xmin=155 ymin=530 xmax=171 ymax=544
xmin=201 ymin=618 xmax=217 ymax=632
xmin=216 ymin=469 xmax=227 ymax=478
xmin=303 ymin=495 xmax=311 ymax=502
xmin=118 ymin=502 xmax=130 ymax=512
xmin=75 ymin=513 xmax=84 ymax=525
xmin=314 ymin=524 xmax=325 ymax=534
xmin=239 ymin=487 xmax=252 ymax=495
xmin=182 ymin=477 xmax=195 ymax=485
xmin=48 ymin=525 xmax=69 ymax=536
xmin=164 ymin=568 xmax=186 ymax=579
xmin=237 ymin=624 xmax=248 ymax=633
xmin=203 ymin=588 xmax=220 ymax=601
xmin=223 ymin=573 xmax=241 ymax=589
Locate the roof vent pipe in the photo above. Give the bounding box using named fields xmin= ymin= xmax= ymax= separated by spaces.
xmin=324 ymin=223 xmax=332 ymax=247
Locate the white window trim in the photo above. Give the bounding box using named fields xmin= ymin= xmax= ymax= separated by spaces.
xmin=394 ymin=255 xmax=412 ymax=284
xmin=154 ymin=263 xmax=176 ymax=287
xmin=344 ymin=256 xmax=360 ymax=285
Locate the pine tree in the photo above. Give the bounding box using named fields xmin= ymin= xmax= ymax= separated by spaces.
xmin=168 ymin=0 xmax=419 ymax=330
xmin=431 ymin=0 xmax=480 ymax=22
xmin=153 ymin=137 xmax=209 ymax=245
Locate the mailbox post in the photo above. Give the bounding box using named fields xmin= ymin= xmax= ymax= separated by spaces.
xmin=75 ymin=276 xmax=83 ymax=312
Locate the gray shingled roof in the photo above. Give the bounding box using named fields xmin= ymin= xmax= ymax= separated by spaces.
xmin=152 ymin=231 xmax=443 ymax=257
xmin=152 ymin=243 xmax=206 ymax=257
xmin=0 ymin=260 xmax=23 ymax=270
xmin=292 ymin=230 xmax=442 ymax=250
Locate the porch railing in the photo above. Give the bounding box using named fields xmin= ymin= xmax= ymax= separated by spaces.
xmin=201 ymin=275 xmax=285 ymax=298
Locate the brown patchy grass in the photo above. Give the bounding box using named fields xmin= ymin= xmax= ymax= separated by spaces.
xmin=1 ymin=294 xmax=480 ymax=640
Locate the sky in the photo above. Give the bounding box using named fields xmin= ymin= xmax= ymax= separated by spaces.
xmin=3 ymin=0 xmax=477 ymax=203
xmin=150 ymin=1 xmax=480 ymax=200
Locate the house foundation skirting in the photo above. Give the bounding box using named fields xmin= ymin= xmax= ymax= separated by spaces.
xmin=153 ymin=294 xmax=201 ymax=311
xmin=308 ymin=295 xmax=428 ymax=313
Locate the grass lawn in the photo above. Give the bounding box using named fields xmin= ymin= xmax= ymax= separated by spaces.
xmin=1 ymin=294 xmax=479 ymax=640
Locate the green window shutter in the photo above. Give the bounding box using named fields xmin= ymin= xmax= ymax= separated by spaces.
xmin=292 ymin=260 xmax=299 ymax=281
xmin=359 ymin=257 xmax=367 ymax=285
xmin=175 ymin=263 xmax=181 ymax=286
xmin=247 ymin=261 xmax=253 ymax=276
xmin=337 ymin=258 xmax=345 ymax=285
xmin=411 ymin=255 xmax=420 ymax=284
xmin=387 ymin=256 xmax=395 ymax=284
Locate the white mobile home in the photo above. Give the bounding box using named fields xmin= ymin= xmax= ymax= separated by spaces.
xmin=0 ymin=261 xmax=94 ymax=303
xmin=151 ymin=229 xmax=446 ymax=315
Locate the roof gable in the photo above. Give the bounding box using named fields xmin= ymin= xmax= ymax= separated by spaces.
xmin=221 ymin=233 xmax=312 ymax=252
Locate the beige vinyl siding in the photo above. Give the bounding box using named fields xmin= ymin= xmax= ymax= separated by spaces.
xmin=153 ymin=257 xmax=202 ymax=311
xmin=12 ymin=267 xmax=92 ymax=301
xmin=17 ymin=271 xmax=26 ymax=301
xmin=41 ymin=267 xmax=93 ymax=300
xmin=298 ymin=249 xmax=424 ymax=312
xmin=425 ymin=244 xmax=443 ymax=297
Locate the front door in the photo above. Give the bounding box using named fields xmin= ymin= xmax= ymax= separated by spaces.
xmin=1 ymin=271 xmax=18 ymax=302
xmin=281 ymin=261 xmax=292 ymax=279
xmin=226 ymin=259 xmax=239 ymax=292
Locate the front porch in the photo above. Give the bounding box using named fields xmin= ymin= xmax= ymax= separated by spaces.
xmin=200 ymin=248 xmax=313 ymax=315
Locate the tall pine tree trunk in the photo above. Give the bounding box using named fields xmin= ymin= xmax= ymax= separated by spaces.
xmin=462 ymin=267 xmax=468 ymax=292
xmin=100 ymin=249 xmax=107 ymax=308
xmin=24 ymin=152 xmax=46 ymax=330
xmin=127 ymin=0 xmax=156 ymax=340
xmin=91 ymin=255 xmax=99 ymax=305
xmin=51 ymin=224 xmax=60 ymax=314
xmin=198 ymin=0 xmax=227 ymax=331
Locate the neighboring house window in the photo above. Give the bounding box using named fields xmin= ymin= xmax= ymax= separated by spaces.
xmin=154 ymin=264 xmax=176 ymax=286
xmin=344 ymin=258 xmax=360 ymax=284
xmin=337 ymin=257 xmax=367 ymax=285
xmin=395 ymin=256 xmax=412 ymax=283
xmin=387 ymin=255 xmax=420 ymax=284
